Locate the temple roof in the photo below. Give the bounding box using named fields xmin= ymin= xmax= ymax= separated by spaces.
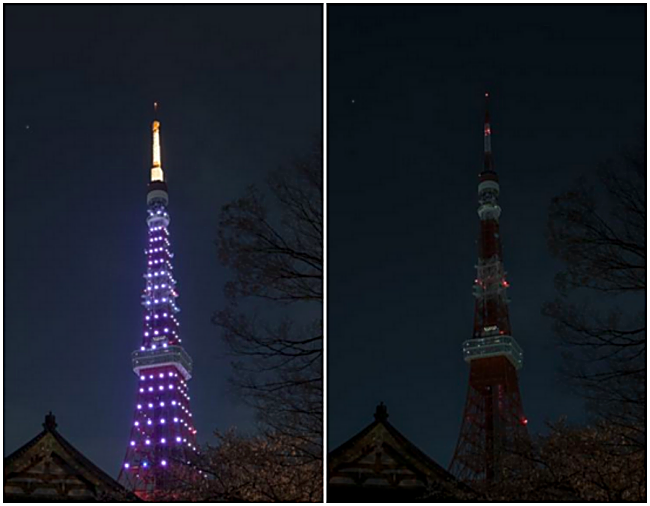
xmin=328 ymin=403 xmax=472 ymax=502
xmin=4 ymin=412 xmax=138 ymax=502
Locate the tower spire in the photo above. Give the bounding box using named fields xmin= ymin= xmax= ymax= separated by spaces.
xmin=483 ymin=92 xmax=494 ymax=173
xmin=151 ymin=102 xmax=163 ymax=183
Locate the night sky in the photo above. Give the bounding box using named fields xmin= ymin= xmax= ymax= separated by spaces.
xmin=4 ymin=5 xmax=322 ymax=475
xmin=327 ymin=4 xmax=645 ymax=468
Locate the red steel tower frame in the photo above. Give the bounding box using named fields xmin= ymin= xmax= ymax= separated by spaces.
xmin=118 ymin=108 xmax=199 ymax=498
xmin=449 ymin=94 xmax=528 ymax=483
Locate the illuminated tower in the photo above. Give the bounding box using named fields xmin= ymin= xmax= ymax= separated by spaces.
xmin=119 ymin=106 xmax=198 ymax=497
xmin=449 ymin=94 xmax=528 ymax=483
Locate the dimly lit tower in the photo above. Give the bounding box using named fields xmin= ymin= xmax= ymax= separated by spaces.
xmin=119 ymin=107 xmax=198 ymax=497
xmin=449 ymin=94 xmax=528 ymax=483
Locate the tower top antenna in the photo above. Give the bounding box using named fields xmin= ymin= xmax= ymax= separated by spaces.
xmin=151 ymin=106 xmax=163 ymax=182
xmin=483 ymin=93 xmax=494 ymax=173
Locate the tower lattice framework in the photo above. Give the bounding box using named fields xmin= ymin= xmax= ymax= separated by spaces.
xmin=449 ymin=94 xmax=528 ymax=484
xmin=118 ymin=109 xmax=199 ymax=498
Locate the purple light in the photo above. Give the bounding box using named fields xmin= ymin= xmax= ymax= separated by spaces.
xmin=147 ymin=420 xmax=152 ymax=426
xmin=161 ymin=460 xmax=167 ymax=466
xmin=148 ymin=387 xmax=153 ymax=392
xmin=169 ymin=384 xmax=174 ymax=390
xmin=124 ymin=463 xmax=130 ymax=469
xmin=159 ymin=385 xmax=164 ymax=391
xmin=159 ymin=373 xmax=164 ymax=378
xmin=163 ymin=343 xmax=168 ymax=348
xmin=161 ymin=438 xmax=166 ymax=444
xmin=176 ymin=436 xmax=182 ymax=442
xmin=130 ymin=441 xmax=136 ymax=447
xmin=148 ymin=403 xmax=153 ymax=409
xmin=143 ymin=462 xmax=148 ymax=468
xmin=149 ymin=375 xmax=154 ymax=379
xmin=160 ymin=418 xmax=166 ymax=424
xmin=173 ymin=417 xmax=179 ymax=423
xmin=139 ymin=388 xmax=144 ymax=393
xmin=137 ymin=404 xmax=142 ymax=409
xmin=134 ymin=421 xmax=139 ymax=427
xmin=160 ymin=401 xmax=165 ymax=407
xmin=145 ymin=439 xmax=151 ymax=445
xmin=169 ymin=372 xmax=174 ymax=377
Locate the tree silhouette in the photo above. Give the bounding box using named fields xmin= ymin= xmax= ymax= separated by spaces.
xmin=544 ymin=139 xmax=646 ymax=449
xmin=214 ymin=146 xmax=322 ymax=466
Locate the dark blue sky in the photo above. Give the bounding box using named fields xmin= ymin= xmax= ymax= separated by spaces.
xmin=327 ymin=4 xmax=645 ymax=467
xmin=5 ymin=5 xmax=322 ymax=476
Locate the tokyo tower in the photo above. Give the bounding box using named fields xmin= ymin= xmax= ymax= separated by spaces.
xmin=449 ymin=94 xmax=528 ymax=483
xmin=119 ymin=106 xmax=199 ymax=497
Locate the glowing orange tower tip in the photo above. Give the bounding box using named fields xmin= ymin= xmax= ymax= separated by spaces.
xmin=449 ymin=95 xmax=528 ymax=484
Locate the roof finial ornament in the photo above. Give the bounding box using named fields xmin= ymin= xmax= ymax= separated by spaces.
xmin=374 ymin=402 xmax=388 ymax=422
xmin=43 ymin=411 xmax=57 ymax=431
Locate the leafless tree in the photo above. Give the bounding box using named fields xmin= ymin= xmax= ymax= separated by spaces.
xmin=473 ymin=420 xmax=646 ymax=501
xmin=158 ymin=430 xmax=323 ymax=502
xmin=213 ymin=146 xmax=323 ymax=465
xmin=543 ymin=140 xmax=646 ymax=449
